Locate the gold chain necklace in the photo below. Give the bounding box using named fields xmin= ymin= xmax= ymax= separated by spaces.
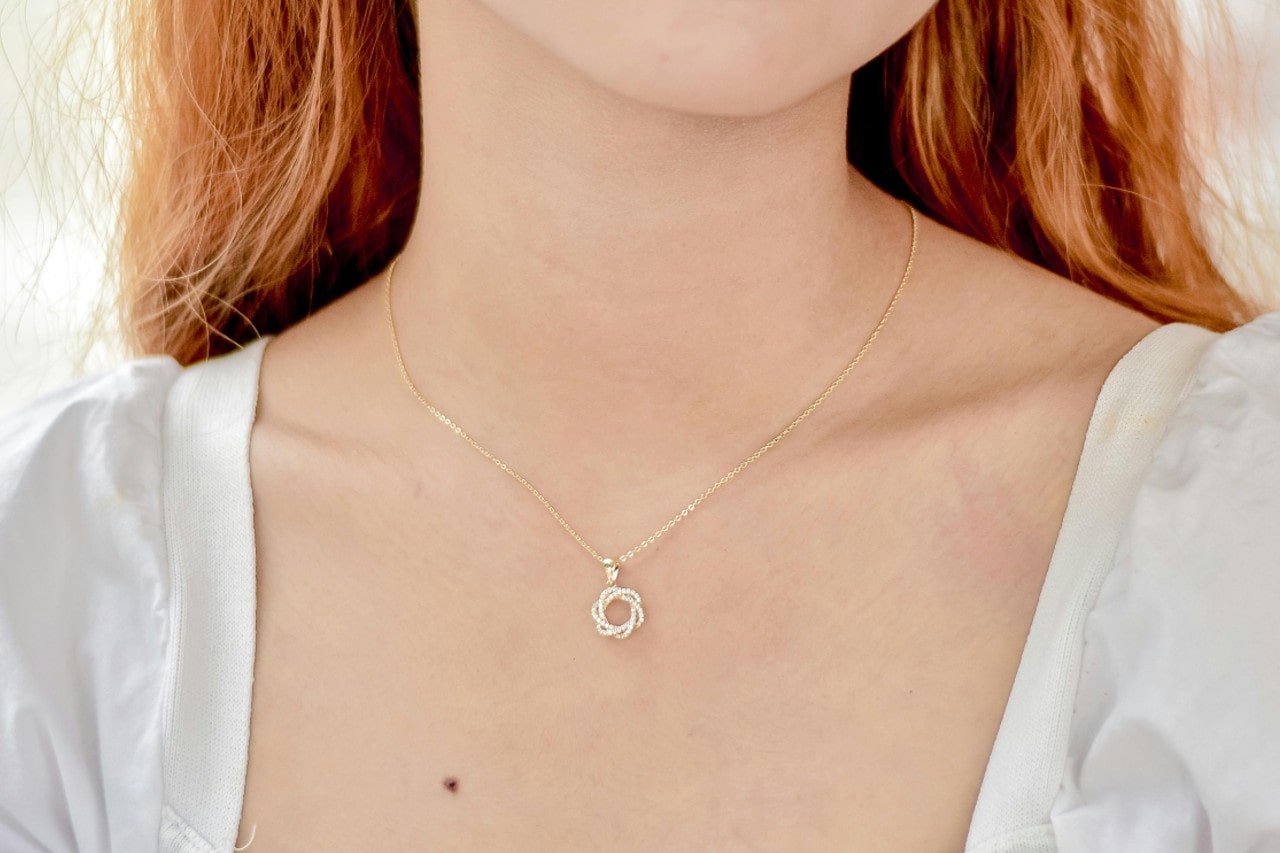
xmin=384 ymin=201 xmax=918 ymax=640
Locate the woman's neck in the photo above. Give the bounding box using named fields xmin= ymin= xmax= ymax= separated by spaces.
xmin=390 ymin=0 xmax=914 ymax=470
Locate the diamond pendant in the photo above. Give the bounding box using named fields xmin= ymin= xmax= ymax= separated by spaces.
xmin=591 ymin=558 xmax=644 ymax=639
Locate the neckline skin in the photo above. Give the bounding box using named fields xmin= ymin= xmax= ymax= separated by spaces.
xmin=157 ymin=316 xmax=1214 ymax=848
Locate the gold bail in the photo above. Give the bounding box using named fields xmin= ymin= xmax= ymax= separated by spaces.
xmin=602 ymin=557 xmax=620 ymax=587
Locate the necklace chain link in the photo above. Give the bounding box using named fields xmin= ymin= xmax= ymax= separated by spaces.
xmin=384 ymin=202 xmax=918 ymax=570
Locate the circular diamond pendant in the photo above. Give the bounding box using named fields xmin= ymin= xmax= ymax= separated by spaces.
xmin=592 ymin=558 xmax=644 ymax=639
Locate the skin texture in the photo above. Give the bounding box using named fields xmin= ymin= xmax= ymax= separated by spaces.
xmin=464 ymin=0 xmax=939 ymax=116
xmin=235 ymin=0 xmax=1162 ymax=848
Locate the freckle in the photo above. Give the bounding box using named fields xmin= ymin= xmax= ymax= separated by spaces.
xmin=443 ymin=776 xmax=459 ymax=793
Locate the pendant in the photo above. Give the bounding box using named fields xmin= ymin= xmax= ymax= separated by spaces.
xmin=591 ymin=558 xmax=644 ymax=639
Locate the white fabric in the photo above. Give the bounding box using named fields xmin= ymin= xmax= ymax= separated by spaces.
xmin=0 ymin=355 xmax=180 ymax=853
xmin=156 ymin=345 xmax=263 ymax=853
xmin=962 ymin=319 xmax=1225 ymax=852
xmin=1 ymin=312 xmax=1279 ymax=852
xmin=1053 ymin=316 xmax=1280 ymax=850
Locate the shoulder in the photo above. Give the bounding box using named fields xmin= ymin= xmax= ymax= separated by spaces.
xmin=0 ymin=354 xmax=182 ymax=850
xmin=1135 ymin=309 xmax=1280 ymax=540
xmin=1 ymin=351 xmax=184 ymax=482
xmin=0 ymin=352 xmax=185 ymax=569
xmin=1055 ymin=310 xmax=1280 ymax=850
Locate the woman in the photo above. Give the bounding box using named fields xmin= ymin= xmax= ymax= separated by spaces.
xmin=1 ymin=0 xmax=1278 ymax=849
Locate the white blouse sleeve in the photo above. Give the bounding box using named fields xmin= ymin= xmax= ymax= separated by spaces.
xmin=0 ymin=356 xmax=182 ymax=852
xmin=1054 ymin=311 xmax=1280 ymax=849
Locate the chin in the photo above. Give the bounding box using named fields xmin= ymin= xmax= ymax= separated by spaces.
xmin=471 ymin=0 xmax=940 ymax=118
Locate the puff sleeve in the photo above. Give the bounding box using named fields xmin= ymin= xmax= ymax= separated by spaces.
xmin=0 ymin=356 xmax=182 ymax=852
xmin=1053 ymin=311 xmax=1280 ymax=850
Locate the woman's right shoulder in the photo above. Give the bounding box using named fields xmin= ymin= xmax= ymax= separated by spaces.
xmin=0 ymin=353 xmax=185 ymax=524
xmin=0 ymin=353 xmax=183 ymax=850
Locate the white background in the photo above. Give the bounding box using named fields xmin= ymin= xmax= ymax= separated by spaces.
xmin=2 ymin=0 xmax=1278 ymax=414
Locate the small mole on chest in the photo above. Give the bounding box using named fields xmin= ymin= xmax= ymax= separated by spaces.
xmin=443 ymin=776 xmax=460 ymax=794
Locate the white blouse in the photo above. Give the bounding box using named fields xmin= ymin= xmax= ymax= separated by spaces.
xmin=2 ymin=311 xmax=1280 ymax=852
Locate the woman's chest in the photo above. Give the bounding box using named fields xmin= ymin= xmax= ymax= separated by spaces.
xmin=235 ymin=424 xmax=1064 ymax=851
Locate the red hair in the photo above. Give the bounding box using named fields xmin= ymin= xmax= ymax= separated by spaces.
xmin=117 ymin=0 xmax=1266 ymax=364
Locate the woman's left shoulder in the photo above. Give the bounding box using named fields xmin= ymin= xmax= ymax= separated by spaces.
xmin=1052 ymin=309 xmax=1280 ymax=850
xmin=1171 ymin=306 xmax=1280 ymax=429
xmin=1117 ymin=308 xmax=1280 ymax=579
xmin=1135 ymin=308 xmax=1280 ymax=543
xmin=1148 ymin=306 xmax=1280 ymax=505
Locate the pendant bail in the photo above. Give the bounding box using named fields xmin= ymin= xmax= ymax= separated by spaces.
xmin=602 ymin=557 xmax=620 ymax=587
